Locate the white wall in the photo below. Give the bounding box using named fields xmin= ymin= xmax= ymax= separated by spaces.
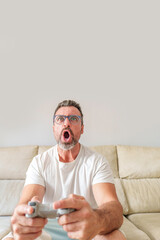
xmin=0 ymin=1 xmax=160 ymax=147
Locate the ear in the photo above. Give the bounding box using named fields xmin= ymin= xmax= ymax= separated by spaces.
xmin=81 ymin=125 xmax=84 ymax=134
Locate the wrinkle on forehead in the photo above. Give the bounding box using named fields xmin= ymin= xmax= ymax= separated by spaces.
xmin=55 ymin=106 xmax=81 ymax=116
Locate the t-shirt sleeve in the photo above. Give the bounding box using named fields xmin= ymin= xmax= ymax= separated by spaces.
xmin=92 ymin=155 xmax=114 ymax=185
xmin=25 ymin=155 xmax=45 ymax=187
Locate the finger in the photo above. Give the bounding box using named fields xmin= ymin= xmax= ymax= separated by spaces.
xmin=31 ymin=196 xmax=41 ymax=203
xmin=67 ymin=230 xmax=81 ymax=240
xmin=68 ymin=194 xmax=85 ymax=200
xmin=13 ymin=230 xmax=42 ymax=240
xmin=22 ymin=216 xmax=48 ymax=227
xmin=13 ymin=224 xmax=43 ymax=235
xmin=12 ymin=214 xmax=48 ymax=228
xmin=67 ymin=231 xmax=94 ymax=240
xmin=62 ymin=221 xmax=82 ymax=232
xmin=58 ymin=209 xmax=84 ymax=225
xmin=13 ymin=204 xmax=34 ymax=217
xmin=64 ymin=224 xmax=96 ymax=240
xmin=53 ymin=197 xmax=87 ymax=210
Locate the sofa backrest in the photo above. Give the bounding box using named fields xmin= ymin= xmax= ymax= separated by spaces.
xmin=0 ymin=144 xmax=129 ymax=216
xmin=1 ymin=144 xmax=159 ymax=217
xmin=0 ymin=146 xmax=38 ymax=215
xmin=117 ymin=145 xmax=160 ymax=214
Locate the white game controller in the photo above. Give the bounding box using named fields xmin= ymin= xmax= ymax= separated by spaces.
xmin=25 ymin=201 xmax=76 ymax=218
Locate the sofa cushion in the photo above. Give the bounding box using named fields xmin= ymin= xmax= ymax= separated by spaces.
xmin=117 ymin=145 xmax=160 ymax=179
xmin=114 ymin=178 xmax=129 ymax=215
xmin=0 ymin=146 xmax=38 ymax=179
xmin=128 ymin=213 xmax=160 ymax=240
xmin=0 ymin=180 xmax=25 ymax=216
xmin=117 ymin=145 xmax=160 ymax=214
xmin=122 ymin=179 xmax=160 ymax=214
xmin=0 ymin=216 xmax=11 ymax=240
xmin=120 ymin=216 xmax=151 ymax=240
xmin=38 ymin=146 xmax=52 ymax=155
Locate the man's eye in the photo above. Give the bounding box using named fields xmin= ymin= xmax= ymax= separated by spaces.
xmin=57 ymin=116 xmax=64 ymax=122
xmin=70 ymin=116 xmax=78 ymax=122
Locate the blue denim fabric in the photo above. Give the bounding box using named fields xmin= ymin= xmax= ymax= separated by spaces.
xmin=44 ymin=219 xmax=76 ymax=240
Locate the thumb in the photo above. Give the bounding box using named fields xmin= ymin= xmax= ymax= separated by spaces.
xmin=31 ymin=196 xmax=41 ymax=203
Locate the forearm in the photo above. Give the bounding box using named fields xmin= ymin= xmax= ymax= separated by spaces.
xmin=95 ymin=200 xmax=123 ymax=235
xmin=18 ymin=184 xmax=45 ymax=204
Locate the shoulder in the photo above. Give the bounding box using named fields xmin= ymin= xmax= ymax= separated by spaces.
xmin=81 ymin=145 xmax=107 ymax=165
xmin=32 ymin=145 xmax=57 ymax=167
xmin=81 ymin=145 xmax=114 ymax=183
xmin=82 ymin=145 xmax=105 ymax=158
xmin=40 ymin=145 xmax=56 ymax=158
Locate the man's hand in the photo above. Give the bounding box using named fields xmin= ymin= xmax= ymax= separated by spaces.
xmin=11 ymin=196 xmax=48 ymax=240
xmin=53 ymin=194 xmax=102 ymax=240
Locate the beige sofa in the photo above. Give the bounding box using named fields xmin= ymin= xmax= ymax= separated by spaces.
xmin=0 ymin=145 xmax=160 ymax=240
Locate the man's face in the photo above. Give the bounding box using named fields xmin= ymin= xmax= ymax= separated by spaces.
xmin=53 ymin=106 xmax=84 ymax=150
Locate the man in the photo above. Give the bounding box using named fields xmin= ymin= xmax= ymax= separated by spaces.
xmin=4 ymin=100 xmax=126 ymax=240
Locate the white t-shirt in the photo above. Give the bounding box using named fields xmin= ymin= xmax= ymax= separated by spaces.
xmin=25 ymin=144 xmax=114 ymax=208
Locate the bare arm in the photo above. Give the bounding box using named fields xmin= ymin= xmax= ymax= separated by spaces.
xmin=92 ymin=182 xmax=123 ymax=234
xmin=11 ymin=184 xmax=47 ymax=240
xmin=53 ymin=183 xmax=123 ymax=240
xmin=18 ymin=184 xmax=45 ymax=204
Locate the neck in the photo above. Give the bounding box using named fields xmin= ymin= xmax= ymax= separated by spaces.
xmin=57 ymin=143 xmax=80 ymax=163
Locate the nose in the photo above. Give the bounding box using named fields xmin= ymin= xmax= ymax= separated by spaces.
xmin=63 ymin=117 xmax=70 ymax=127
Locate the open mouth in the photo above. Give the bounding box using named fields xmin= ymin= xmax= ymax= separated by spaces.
xmin=64 ymin=131 xmax=70 ymax=139
xmin=61 ymin=128 xmax=73 ymax=143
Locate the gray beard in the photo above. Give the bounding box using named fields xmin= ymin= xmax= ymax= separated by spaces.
xmin=57 ymin=127 xmax=78 ymax=150
xmin=58 ymin=139 xmax=78 ymax=150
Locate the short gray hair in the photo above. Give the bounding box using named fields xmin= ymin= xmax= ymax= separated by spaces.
xmin=54 ymin=100 xmax=84 ymax=125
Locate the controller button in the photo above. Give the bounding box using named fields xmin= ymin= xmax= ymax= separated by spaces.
xmin=29 ymin=202 xmax=36 ymax=206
